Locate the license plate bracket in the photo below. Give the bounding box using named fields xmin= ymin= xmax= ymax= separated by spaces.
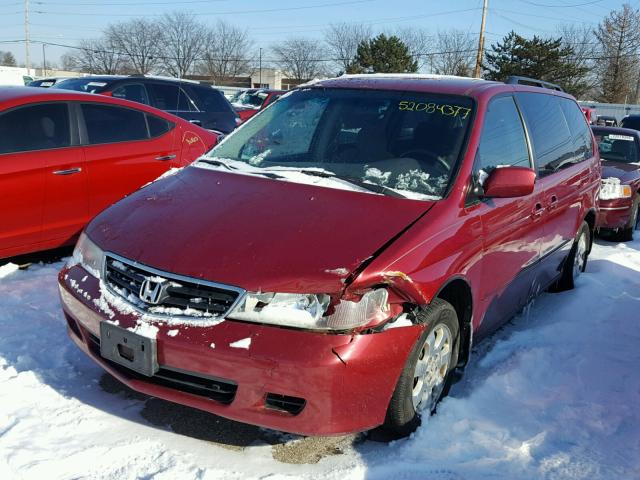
xmin=100 ymin=322 xmax=159 ymax=377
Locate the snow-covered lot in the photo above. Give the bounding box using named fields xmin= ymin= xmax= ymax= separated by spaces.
xmin=0 ymin=238 xmax=639 ymax=480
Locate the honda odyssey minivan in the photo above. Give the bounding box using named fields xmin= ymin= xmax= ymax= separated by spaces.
xmin=59 ymin=75 xmax=600 ymax=437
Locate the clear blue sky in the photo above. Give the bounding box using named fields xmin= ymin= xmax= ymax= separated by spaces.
xmin=0 ymin=0 xmax=635 ymax=69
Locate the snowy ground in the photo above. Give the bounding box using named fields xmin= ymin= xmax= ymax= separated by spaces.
xmin=0 ymin=238 xmax=639 ymax=480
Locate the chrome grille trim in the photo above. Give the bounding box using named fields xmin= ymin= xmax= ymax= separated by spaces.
xmin=102 ymin=252 xmax=246 ymax=321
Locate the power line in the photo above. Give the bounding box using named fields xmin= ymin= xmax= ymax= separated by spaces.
xmin=33 ymin=0 xmax=378 ymax=16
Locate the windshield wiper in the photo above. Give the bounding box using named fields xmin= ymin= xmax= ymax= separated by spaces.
xmin=294 ymin=169 xmax=408 ymax=199
xmin=197 ymin=158 xmax=285 ymax=179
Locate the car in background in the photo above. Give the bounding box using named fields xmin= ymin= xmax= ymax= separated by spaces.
xmin=60 ymin=74 xmax=599 ymax=438
xmin=231 ymin=88 xmax=285 ymax=122
xmin=596 ymin=115 xmax=618 ymax=127
xmin=592 ymin=126 xmax=640 ymax=240
xmin=0 ymin=87 xmax=217 ymax=259
xmin=54 ymin=75 xmax=240 ymax=135
xmin=581 ymin=106 xmax=596 ymax=124
xmin=28 ymin=77 xmax=70 ymax=88
xmin=620 ymin=114 xmax=640 ymax=131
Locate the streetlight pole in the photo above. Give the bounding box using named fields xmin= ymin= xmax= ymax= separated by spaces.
xmin=473 ymin=0 xmax=488 ymax=78
xmin=259 ymin=47 xmax=263 ymax=87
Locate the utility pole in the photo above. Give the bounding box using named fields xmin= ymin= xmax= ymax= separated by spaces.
xmin=42 ymin=43 xmax=46 ymax=76
xmin=473 ymin=0 xmax=488 ymax=78
xmin=24 ymin=0 xmax=31 ymax=75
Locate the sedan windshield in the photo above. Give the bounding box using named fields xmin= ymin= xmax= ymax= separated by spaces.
xmin=207 ymin=88 xmax=474 ymax=199
xmin=233 ymin=91 xmax=268 ymax=108
xmin=594 ymin=132 xmax=639 ymax=164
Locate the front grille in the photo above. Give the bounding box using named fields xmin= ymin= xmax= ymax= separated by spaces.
xmin=104 ymin=254 xmax=244 ymax=319
xmin=88 ymin=334 xmax=237 ymax=403
xmin=265 ymin=393 xmax=306 ymax=415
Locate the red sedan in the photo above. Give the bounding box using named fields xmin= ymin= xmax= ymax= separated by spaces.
xmin=232 ymin=89 xmax=285 ymax=122
xmin=60 ymin=75 xmax=599 ymax=437
xmin=592 ymin=126 xmax=640 ymax=240
xmin=0 ymin=87 xmax=217 ymax=259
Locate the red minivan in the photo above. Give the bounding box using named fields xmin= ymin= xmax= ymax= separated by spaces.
xmin=0 ymin=87 xmax=217 ymax=259
xmin=59 ymin=75 xmax=600 ymax=437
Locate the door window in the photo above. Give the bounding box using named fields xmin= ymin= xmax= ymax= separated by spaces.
xmin=188 ymin=85 xmax=231 ymax=113
xmin=558 ymin=97 xmax=593 ymax=164
xmin=0 ymin=103 xmax=70 ymax=154
xmin=148 ymin=83 xmax=180 ymax=110
xmin=475 ymin=96 xmax=530 ymax=181
xmin=516 ymin=92 xmax=575 ymax=176
xmin=81 ymin=104 xmax=148 ymax=144
xmin=111 ymin=83 xmax=150 ymax=105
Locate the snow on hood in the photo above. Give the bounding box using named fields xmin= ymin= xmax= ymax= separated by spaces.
xmin=86 ymin=167 xmax=433 ymax=294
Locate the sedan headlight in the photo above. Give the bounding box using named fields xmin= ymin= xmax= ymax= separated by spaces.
xmin=600 ymin=177 xmax=632 ymax=200
xmin=67 ymin=232 xmax=104 ymax=278
xmin=228 ymin=289 xmax=389 ymax=331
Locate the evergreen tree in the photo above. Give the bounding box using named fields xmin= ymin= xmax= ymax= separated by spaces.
xmin=349 ymin=34 xmax=418 ymax=74
xmin=483 ymin=31 xmax=589 ymax=97
xmin=0 ymin=51 xmax=17 ymax=67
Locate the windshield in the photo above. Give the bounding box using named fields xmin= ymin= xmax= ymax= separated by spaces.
xmin=54 ymin=78 xmax=109 ymax=93
xmin=206 ymin=88 xmax=473 ymax=199
xmin=233 ymin=91 xmax=268 ymax=108
xmin=594 ymin=132 xmax=639 ymax=164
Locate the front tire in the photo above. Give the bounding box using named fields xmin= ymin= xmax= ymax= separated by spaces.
xmin=382 ymin=299 xmax=460 ymax=437
xmin=554 ymin=220 xmax=590 ymax=291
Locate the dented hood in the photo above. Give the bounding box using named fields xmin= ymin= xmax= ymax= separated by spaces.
xmin=87 ymin=167 xmax=434 ymax=293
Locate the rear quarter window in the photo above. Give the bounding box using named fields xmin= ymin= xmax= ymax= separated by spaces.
xmin=558 ymin=97 xmax=593 ymax=163
xmin=516 ymin=92 xmax=575 ymax=176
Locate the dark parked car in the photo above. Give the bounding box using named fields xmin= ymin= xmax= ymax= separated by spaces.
xmin=28 ymin=77 xmax=69 ymax=88
xmin=592 ymin=126 xmax=640 ymax=240
xmin=60 ymin=75 xmax=599 ymax=438
xmin=596 ymin=115 xmax=618 ymax=127
xmin=54 ymin=75 xmax=240 ymax=134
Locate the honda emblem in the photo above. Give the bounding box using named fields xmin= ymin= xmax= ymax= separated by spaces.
xmin=139 ymin=278 xmax=167 ymax=305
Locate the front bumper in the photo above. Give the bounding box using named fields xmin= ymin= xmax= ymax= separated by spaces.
xmin=58 ymin=264 xmax=422 ymax=436
xmin=597 ymin=198 xmax=634 ymax=230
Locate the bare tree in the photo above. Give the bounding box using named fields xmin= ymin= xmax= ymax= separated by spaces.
xmin=432 ymin=29 xmax=475 ymax=76
xmin=198 ymin=20 xmax=253 ymax=84
xmin=594 ymin=4 xmax=640 ymax=103
xmin=272 ymin=38 xmax=327 ymax=81
xmin=106 ymin=19 xmax=163 ymax=74
xmin=324 ymin=22 xmax=371 ymax=75
xmin=67 ymin=38 xmax=126 ymax=74
xmin=158 ymin=11 xmax=207 ymax=78
xmin=557 ymin=24 xmax=598 ymax=98
xmin=395 ymin=27 xmax=431 ymax=71
xmin=60 ymin=53 xmax=78 ymax=71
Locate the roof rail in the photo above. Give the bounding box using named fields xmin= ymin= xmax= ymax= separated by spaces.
xmin=505 ymin=76 xmax=564 ymax=92
xmin=127 ymin=74 xmax=201 ymax=85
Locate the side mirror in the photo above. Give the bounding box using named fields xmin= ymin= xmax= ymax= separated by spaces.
xmin=481 ymin=166 xmax=536 ymax=198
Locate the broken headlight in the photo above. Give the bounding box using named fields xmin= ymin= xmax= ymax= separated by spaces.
xmin=67 ymin=232 xmax=104 ymax=278
xmin=227 ymin=289 xmax=389 ymax=331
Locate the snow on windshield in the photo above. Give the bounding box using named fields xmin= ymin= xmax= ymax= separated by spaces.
xmin=206 ymin=88 xmax=472 ymax=200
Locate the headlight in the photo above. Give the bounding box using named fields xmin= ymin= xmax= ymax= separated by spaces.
xmin=600 ymin=177 xmax=632 ymax=200
xmin=228 ymin=289 xmax=389 ymax=331
xmin=67 ymin=232 xmax=104 ymax=278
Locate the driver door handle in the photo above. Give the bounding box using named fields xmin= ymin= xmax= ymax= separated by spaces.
xmin=155 ymin=154 xmax=176 ymax=161
xmin=53 ymin=167 xmax=82 ymax=175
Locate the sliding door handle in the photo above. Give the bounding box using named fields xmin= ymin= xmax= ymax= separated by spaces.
xmin=155 ymin=154 xmax=176 ymax=161
xmin=53 ymin=167 xmax=82 ymax=175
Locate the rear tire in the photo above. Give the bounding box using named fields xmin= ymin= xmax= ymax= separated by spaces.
xmin=554 ymin=221 xmax=590 ymax=291
xmin=382 ymin=299 xmax=460 ymax=438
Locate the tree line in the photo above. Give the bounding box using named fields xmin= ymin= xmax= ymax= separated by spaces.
xmin=57 ymin=3 xmax=640 ymax=102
